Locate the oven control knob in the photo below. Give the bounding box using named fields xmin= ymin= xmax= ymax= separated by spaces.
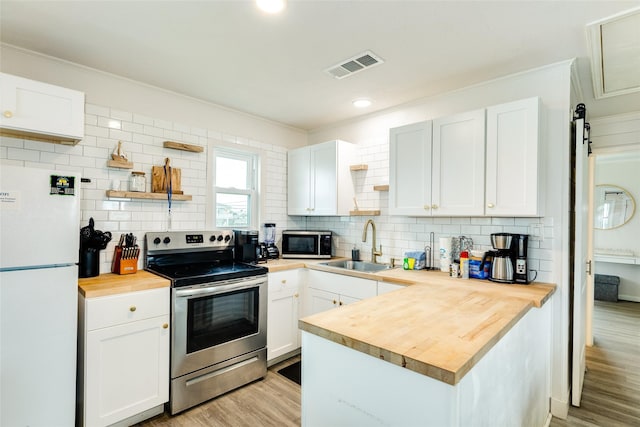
xmin=153 ymin=237 xmax=161 ymax=245
xmin=163 ymin=237 xmax=171 ymax=244
xmin=209 ymin=235 xmax=216 ymax=242
xmin=224 ymin=235 xmax=231 ymax=242
xmin=217 ymin=235 xmax=224 ymax=242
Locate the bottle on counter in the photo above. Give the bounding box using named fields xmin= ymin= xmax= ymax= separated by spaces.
xmin=450 ymin=260 xmax=460 ymax=277
xmin=460 ymin=251 xmax=469 ymax=279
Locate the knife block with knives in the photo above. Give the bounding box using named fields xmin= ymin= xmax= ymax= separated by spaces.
xmin=111 ymin=233 xmax=140 ymax=275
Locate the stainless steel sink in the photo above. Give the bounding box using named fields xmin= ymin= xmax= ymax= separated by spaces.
xmin=320 ymin=260 xmax=392 ymax=273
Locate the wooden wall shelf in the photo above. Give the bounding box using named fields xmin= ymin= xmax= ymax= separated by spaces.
xmin=349 ymin=210 xmax=380 ymax=216
xmin=163 ymin=141 xmax=204 ymax=153
xmin=107 ymin=160 xmax=134 ymax=169
xmin=350 ymin=164 xmax=368 ymax=171
xmin=106 ymin=190 xmax=192 ymax=201
xmin=373 ymin=185 xmax=389 ymax=191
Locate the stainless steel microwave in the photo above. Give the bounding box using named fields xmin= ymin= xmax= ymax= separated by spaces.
xmin=281 ymin=230 xmax=332 ymax=259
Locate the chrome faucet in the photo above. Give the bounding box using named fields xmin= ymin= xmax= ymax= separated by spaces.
xmin=362 ymin=219 xmax=382 ymax=263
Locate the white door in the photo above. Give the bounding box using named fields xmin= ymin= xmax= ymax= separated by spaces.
xmin=287 ymin=147 xmax=311 ymax=215
xmin=310 ymin=141 xmax=337 ymax=215
xmin=485 ymin=97 xmax=540 ymax=216
xmin=388 ymin=121 xmax=433 ymax=216
xmin=307 ymin=288 xmax=338 ymax=315
xmin=432 ymin=109 xmax=486 ymax=216
xmin=267 ymin=287 xmax=300 ymax=361
xmin=572 ymin=116 xmax=590 ymax=406
xmin=86 ymin=315 xmax=169 ymax=426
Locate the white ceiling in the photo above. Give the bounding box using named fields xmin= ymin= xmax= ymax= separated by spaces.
xmin=1 ymin=0 xmax=639 ymax=131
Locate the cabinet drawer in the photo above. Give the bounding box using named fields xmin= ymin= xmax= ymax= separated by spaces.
xmin=268 ymin=270 xmax=300 ymax=293
xmin=307 ymin=270 xmax=377 ymax=300
xmin=86 ymin=288 xmax=169 ymax=331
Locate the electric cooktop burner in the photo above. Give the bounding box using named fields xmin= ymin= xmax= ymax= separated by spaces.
xmin=144 ymin=230 xmax=267 ymax=288
xmin=147 ymin=262 xmax=267 ymax=287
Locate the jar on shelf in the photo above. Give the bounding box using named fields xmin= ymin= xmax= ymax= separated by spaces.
xmin=129 ymin=171 xmax=146 ymax=192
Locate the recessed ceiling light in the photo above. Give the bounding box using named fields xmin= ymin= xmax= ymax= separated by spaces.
xmin=353 ymin=98 xmax=372 ymax=108
xmin=256 ymin=0 xmax=286 ymax=14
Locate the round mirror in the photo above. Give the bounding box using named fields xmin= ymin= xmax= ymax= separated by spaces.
xmin=594 ymin=185 xmax=636 ymax=229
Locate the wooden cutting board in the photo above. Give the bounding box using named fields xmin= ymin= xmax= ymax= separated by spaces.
xmin=151 ymin=165 xmax=182 ymax=194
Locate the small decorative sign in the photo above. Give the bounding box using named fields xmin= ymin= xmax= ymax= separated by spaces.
xmin=50 ymin=175 xmax=76 ymax=195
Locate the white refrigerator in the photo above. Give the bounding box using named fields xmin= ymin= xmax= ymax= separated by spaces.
xmin=0 ymin=165 xmax=80 ymax=426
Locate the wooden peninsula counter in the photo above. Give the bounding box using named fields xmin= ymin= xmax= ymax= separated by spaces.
xmin=298 ymin=269 xmax=555 ymax=427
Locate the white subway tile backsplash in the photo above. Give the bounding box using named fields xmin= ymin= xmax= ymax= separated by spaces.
xmin=9 ymin=147 xmax=40 ymax=162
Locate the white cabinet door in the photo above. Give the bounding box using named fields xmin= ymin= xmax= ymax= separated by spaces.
xmin=306 ymin=287 xmax=339 ymax=315
xmin=310 ymin=142 xmax=338 ymax=215
xmin=267 ymin=270 xmax=301 ymax=361
xmin=389 ymin=121 xmax=433 ymax=216
xmin=306 ymin=270 xmax=377 ymax=315
xmin=287 ymin=140 xmax=356 ymax=216
xmin=85 ymin=315 xmax=169 ymax=427
xmin=0 ymin=72 xmax=84 ymax=142
xmin=432 ymin=109 xmax=486 ymax=216
xmin=287 ymin=146 xmax=312 ymax=215
xmin=485 ymin=97 xmax=542 ymax=216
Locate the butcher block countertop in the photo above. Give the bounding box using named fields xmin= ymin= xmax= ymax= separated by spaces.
xmin=271 ymin=258 xmax=557 ymax=386
xmin=78 ymin=270 xmax=170 ymax=298
xmin=299 ymin=279 xmax=552 ymax=385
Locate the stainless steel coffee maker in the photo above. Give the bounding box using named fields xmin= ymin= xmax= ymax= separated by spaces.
xmin=482 ymin=233 xmax=515 ymax=283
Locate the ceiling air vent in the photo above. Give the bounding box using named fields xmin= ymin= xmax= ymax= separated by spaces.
xmin=325 ymin=50 xmax=384 ymax=79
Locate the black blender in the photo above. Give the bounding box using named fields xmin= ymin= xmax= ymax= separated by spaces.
xmin=262 ymin=223 xmax=280 ymax=259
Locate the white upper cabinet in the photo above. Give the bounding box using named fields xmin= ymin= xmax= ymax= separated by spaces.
xmin=432 ymin=109 xmax=486 ymax=216
xmin=0 ymin=72 xmax=85 ymax=143
xmin=389 ymin=109 xmax=485 ymax=217
xmin=389 ymin=97 xmax=542 ymax=218
xmin=288 ymin=140 xmax=356 ymax=216
xmin=485 ymin=97 xmax=542 ymax=216
xmin=389 ymin=121 xmax=432 ymax=216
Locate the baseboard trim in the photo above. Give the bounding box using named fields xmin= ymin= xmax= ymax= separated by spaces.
xmin=617 ymin=294 xmax=640 ymax=302
xmin=543 ymin=412 xmax=553 ymax=427
xmin=551 ymin=396 xmax=569 ymax=419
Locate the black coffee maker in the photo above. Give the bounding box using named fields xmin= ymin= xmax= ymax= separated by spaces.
xmin=481 ymin=233 xmax=530 ymax=284
xmin=512 ymin=233 xmax=529 ymax=284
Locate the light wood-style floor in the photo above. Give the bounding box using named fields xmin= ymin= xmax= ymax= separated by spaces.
xmin=550 ymin=300 xmax=640 ymax=427
xmin=140 ymin=301 xmax=639 ymax=427
xmin=137 ymin=356 xmax=301 ymax=427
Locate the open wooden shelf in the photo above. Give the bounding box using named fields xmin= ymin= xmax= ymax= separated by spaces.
xmin=373 ymin=184 xmax=389 ymax=191
xmin=163 ymin=141 xmax=204 ymax=153
xmin=349 ymin=209 xmax=380 ymax=216
xmin=349 ymin=164 xmax=368 ymax=171
xmin=106 ymin=190 xmax=192 ymax=201
xmin=107 ymin=160 xmax=134 ymax=169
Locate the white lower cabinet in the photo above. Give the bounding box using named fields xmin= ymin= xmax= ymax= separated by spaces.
xmin=304 ymin=270 xmax=377 ymax=316
xmin=78 ymin=287 xmax=169 ymax=427
xmin=377 ymin=281 xmax=405 ymax=295
xmin=267 ymin=269 xmax=302 ymax=362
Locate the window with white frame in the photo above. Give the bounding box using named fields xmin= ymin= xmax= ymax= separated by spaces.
xmin=212 ymin=147 xmax=259 ymax=229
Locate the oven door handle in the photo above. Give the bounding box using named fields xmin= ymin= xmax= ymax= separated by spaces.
xmin=174 ymin=276 xmax=266 ymax=298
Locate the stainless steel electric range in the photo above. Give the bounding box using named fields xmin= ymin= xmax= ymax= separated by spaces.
xmin=145 ymin=230 xmax=268 ymax=415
